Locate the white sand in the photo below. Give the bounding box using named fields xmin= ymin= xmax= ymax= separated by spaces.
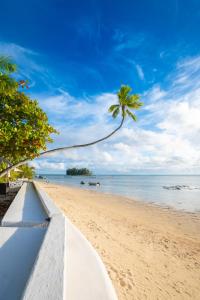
xmin=39 ymin=182 xmax=200 ymax=300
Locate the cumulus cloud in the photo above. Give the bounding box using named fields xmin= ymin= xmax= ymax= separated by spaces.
xmin=2 ymin=42 xmax=199 ymax=174
xmin=30 ymin=160 xmax=66 ymax=171
xmin=33 ymin=55 xmax=200 ymax=174
xmin=37 ymin=90 xmax=118 ymax=128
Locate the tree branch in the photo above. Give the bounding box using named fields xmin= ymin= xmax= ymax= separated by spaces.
xmin=0 ymin=116 xmax=125 ymax=178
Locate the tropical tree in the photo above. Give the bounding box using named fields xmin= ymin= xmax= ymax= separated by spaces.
xmin=37 ymin=84 xmax=143 ymax=155
xmin=16 ymin=164 xmax=36 ymax=179
xmin=66 ymin=168 xmax=92 ymax=176
xmin=0 ymin=164 xmax=35 ymax=183
xmin=0 ymin=56 xmax=143 ymax=178
xmin=0 ymin=56 xmax=57 ymax=178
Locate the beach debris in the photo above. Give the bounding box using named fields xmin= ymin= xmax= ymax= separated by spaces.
xmin=163 ymin=185 xmax=200 ymax=191
xmin=88 ymin=182 xmax=100 ymax=186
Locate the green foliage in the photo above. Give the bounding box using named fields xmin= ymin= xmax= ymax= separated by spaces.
xmin=0 ymin=56 xmax=17 ymax=74
xmin=0 ymin=164 xmax=35 ymax=182
xmin=0 ymin=56 xmax=18 ymax=96
xmin=0 ymin=55 xmax=58 ymax=171
xmin=16 ymin=164 xmax=36 ymax=179
xmin=66 ymin=168 xmax=92 ymax=176
xmin=108 ymin=85 xmax=143 ymax=120
xmin=0 ymin=57 xmax=144 ymax=181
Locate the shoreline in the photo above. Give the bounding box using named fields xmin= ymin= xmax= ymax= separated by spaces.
xmin=39 ymin=181 xmax=200 ymax=300
xmin=42 ymin=179 xmax=200 ymax=216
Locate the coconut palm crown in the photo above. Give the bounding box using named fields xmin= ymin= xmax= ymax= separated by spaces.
xmin=109 ymin=85 xmax=143 ymax=123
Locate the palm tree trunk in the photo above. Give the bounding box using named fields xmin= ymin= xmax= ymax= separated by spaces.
xmin=0 ymin=116 xmax=125 ymax=178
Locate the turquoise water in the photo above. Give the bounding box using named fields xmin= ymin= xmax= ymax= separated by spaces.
xmin=42 ymin=175 xmax=200 ymax=213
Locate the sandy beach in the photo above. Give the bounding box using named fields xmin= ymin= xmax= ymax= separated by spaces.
xmin=39 ymin=182 xmax=200 ymax=300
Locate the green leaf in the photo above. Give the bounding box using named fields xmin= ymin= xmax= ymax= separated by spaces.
xmin=108 ymin=104 xmax=119 ymax=112
xmin=112 ymin=107 xmax=120 ymax=118
xmin=126 ymin=109 xmax=137 ymax=122
xmin=118 ymin=85 xmax=132 ymax=105
xmin=0 ymin=55 xmax=58 ymax=168
xmin=0 ymin=56 xmax=16 ymax=74
xmin=127 ymin=94 xmax=140 ymax=102
xmin=127 ymin=102 xmax=143 ymax=109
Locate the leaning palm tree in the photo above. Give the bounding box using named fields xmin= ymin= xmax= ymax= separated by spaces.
xmin=0 ymin=85 xmax=143 ymax=177
xmin=41 ymin=85 xmax=143 ymax=154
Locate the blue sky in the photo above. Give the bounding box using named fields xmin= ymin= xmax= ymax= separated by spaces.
xmin=1 ymin=0 xmax=200 ymax=174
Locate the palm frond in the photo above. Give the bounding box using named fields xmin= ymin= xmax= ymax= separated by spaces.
xmin=120 ymin=85 xmax=132 ymax=95
xmin=127 ymin=101 xmax=143 ymax=109
xmin=118 ymin=85 xmax=132 ymax=105
xmin=108 ymin=104 xmax=120 ymax=113
xmin=126 ymin=109 xmax=137 ymax=122
xmin=112 ymin=107 xmax=120 ymax=118
xmin=127 ymin=94 xmax=140 ymax=104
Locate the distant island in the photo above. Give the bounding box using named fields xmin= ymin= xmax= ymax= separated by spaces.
xmin=66 ymin=168 xmax=92 ymax=176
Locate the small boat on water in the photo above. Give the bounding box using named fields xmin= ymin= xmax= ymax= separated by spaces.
xmin=80 ymin=181 xmax=85 ymax=185
xmin=88 ymin=182 xmax=100 ymax=186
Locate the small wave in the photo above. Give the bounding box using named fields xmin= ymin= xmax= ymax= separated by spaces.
xmin=163 ymin=185 xmax=200 ymax=191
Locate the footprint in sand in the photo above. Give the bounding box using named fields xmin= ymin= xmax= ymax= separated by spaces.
xmin=119 ymin=278 xmax=126 ymax=287
xmin=127 ymin=283 xmax=132 ymax=290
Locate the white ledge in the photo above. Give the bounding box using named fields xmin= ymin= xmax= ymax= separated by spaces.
xmin=0 ymin=227 xmax=46 ymax=300
xmin=33 ymin=181 xmax=61 ymax=218
xmin=65 ymin=217 xmax=118 ymax=300
xmin=1 ymin=182 xmax=48 ymax=227
xmin=0 ymin=181 xmax=118 ymax=300
xmin=22 ymin=215 xmax=65 ymax=300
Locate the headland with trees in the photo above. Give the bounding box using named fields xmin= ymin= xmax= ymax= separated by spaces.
xmin=66 ymin=168 xmax=92 ymax=176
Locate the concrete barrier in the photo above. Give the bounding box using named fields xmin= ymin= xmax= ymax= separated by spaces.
xmin=33 ymin=181 xmax=61 ymax=218
xmin=1 ymin=182 xmax=48 ymax=227
xmin=0 ymin=181 xmax=118 ymax=300
xmin=0 ymin=227 xmax=46 ymax=300
xmin=65 ymin=217 xmax=118 ymax=300
xmin=22 ymin=214 xmax=66 ymax=300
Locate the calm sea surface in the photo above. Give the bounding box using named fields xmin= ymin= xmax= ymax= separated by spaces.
xmin=42 ymin=175 xmax=200 ymax=213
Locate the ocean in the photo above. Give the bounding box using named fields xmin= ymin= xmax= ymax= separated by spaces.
xmin=41 ymin=175 xmax=200 ymax=213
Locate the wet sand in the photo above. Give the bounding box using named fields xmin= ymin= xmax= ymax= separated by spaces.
xmin=39 ymin=182 xmax=200 ymax=300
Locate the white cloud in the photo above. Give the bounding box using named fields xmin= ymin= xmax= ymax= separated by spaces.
xmin=30 ymin=161 xmax=66 ymax=171
xmin=123 ymin=58 xmax=145 ymax=81
xmin=2 ymin=43 xmax=198 ymax=174
xmin=0 ymin=42 xmax=53 ymax=88
xmin=37 ymin=90 xmax=118 ymax=127
xmin=40 ymin=93 xmax=72 ymax=115
xmin=0 ymin=42 xmax=39 ymax=74
xmin=114 ymin=33 xmax=145 ymax=52
xmin=135 ymin=64 xmax=144 ymax=80
xmin=144 ymin=85 xmax=166 ymax=102
xmin=32 ymin=55 xmax=200 ymax=174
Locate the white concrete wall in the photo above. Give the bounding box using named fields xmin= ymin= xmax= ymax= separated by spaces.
xmin=33 ymin=182 xmax=61 ymax=218
xmin=65 ymin=218 xmax=118 ymax=300
xmin=31 ymin=182 xmax=117 ymax=300
xmin=22 ymin=215 xmax=66 ymax=300
xmin=0 ymin=227 xmax=46 ymax=300
xmin=1 ymin=182 xmax=48 ymax=227
xmin=0 ymin=181 xmax=118 ymax=300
